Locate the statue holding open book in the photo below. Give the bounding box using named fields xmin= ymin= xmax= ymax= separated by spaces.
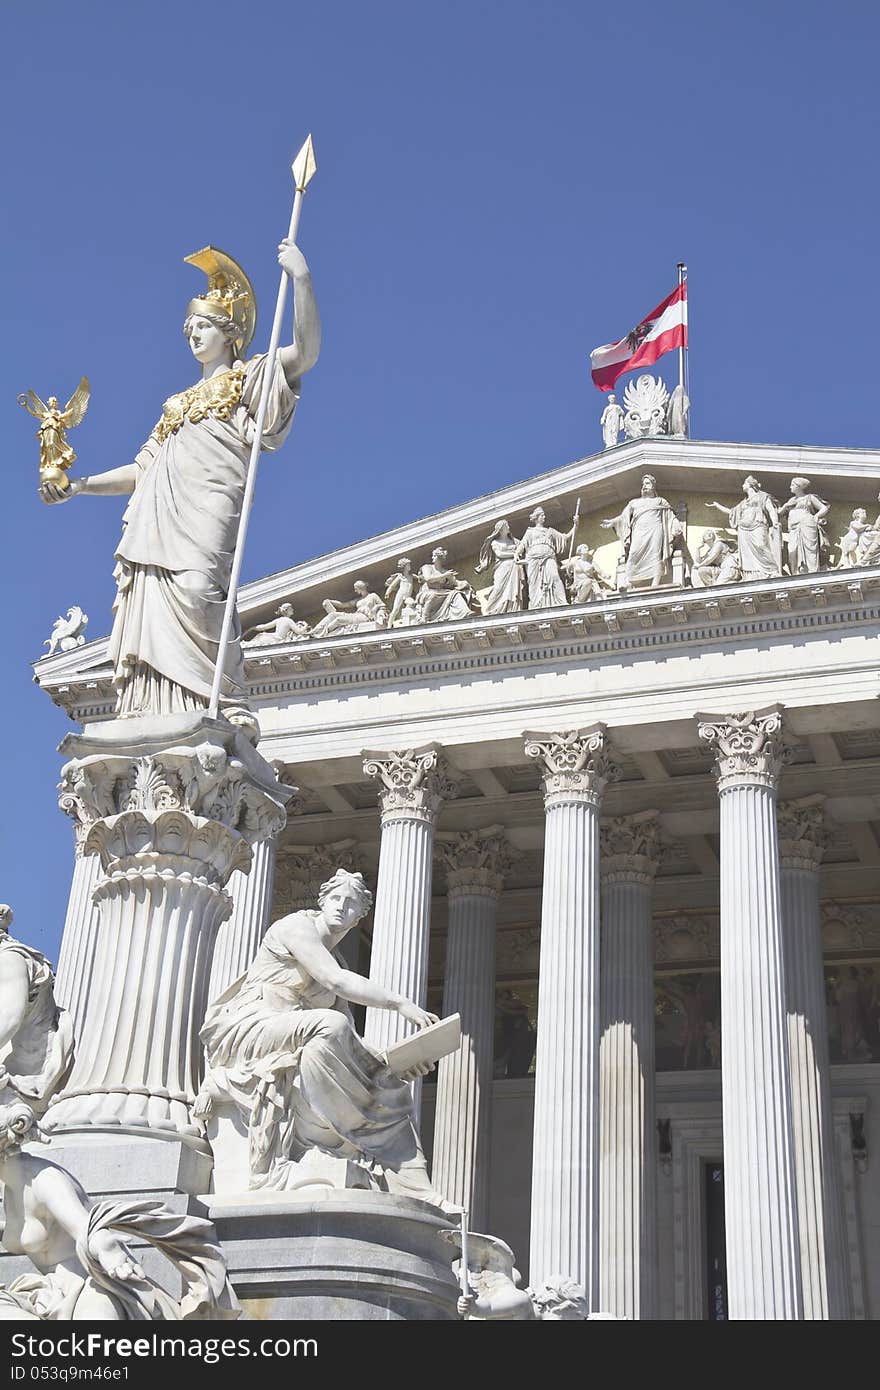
xmin=195 ymin=869 xmax=460 ymax=1203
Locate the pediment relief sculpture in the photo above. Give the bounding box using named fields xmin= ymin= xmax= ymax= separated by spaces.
xmin=242 ymin=472 xmax=880 ymax=647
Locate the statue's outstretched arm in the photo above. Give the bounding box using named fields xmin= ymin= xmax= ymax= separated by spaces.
xmin=276 ymin=239 xmax=321 ymax=387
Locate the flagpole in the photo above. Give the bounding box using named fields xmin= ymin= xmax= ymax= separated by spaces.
xmin=677 ymin=260 xmax=688 ymax=437
xmin=208 ymin=136 xmax=317 ymax=720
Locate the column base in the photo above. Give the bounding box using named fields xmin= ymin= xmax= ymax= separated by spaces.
xmin=203 ymin=1192 xmax=460 ymax=1320
xmin=37 ymin=1130 xmax=213 ymax=1204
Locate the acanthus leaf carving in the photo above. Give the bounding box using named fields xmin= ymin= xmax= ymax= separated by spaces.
xmin=524 ymin=726 xmax=619 ymax=807
xmin=436 ymin=827 xmax=515 ymax=897
xmin=697 ymin=705 xmax=792 ymax=791
xmin=600 ymin=811 xmax=661 ymax=883
xmin=362 ymin=745 xmax=456 ymax=823
xmin=777 ymin=796 xmax=827 ymax=870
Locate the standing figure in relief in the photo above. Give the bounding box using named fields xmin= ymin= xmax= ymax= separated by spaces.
xmin=243 ymin=603 xmax=310 ymax=646
xmin=667 ymin=383 xmax=690 ymax=438
xmin=837 ymin=509 xmax=872 ymax=567
xmin=706 ymin=476 xmax=781 ymax=580
xmin=561 ymin=545 xmax=612 ymax=603
xmin=0 ymin=1103 xmax=239 ymax=1320
xmin=196 ymin=870 xmax=450 ymax=1204
xmin=514 ymin=507 xmax=575 ymax=609
xmin=778 ymin=476 xmax=830 ymax=574
xmin=384 ymin=557 xmax=417 ymax=627
xmin=474 ymin=520 xmax=523 ymax=615
xmin=39 ymin=242 xmax=319 ymax=724
xmin=600 ymin=473 xmax=682 ymax=589
xmin=0 ymin=906 xmax=73 ymax=1116
xmin=416 ymin=548 xmax=475 ymax=622
xmin=600 ymin=394 xmax=625 ymax=449
xmin=858 ymin=493 xmax=880 ymax=565
xmin=309 ymin=580 xmax=388 ymax=638
xmin=690 ymin=530 xmax=741 ymax=588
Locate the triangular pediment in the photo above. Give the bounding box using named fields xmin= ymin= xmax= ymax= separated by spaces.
xmin=240 ymin=435 xmax=880 ymax=630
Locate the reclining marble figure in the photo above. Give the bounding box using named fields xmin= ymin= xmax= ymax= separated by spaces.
xmin=196 ymin=868 xmax=452 ymax=1203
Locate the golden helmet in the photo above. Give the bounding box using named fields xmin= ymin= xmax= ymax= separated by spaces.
xmin=184 ymin=246 xmax=256 ymax=357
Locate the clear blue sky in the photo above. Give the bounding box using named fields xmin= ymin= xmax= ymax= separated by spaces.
xmin=3 ymin=0 xmax=878 ymax=960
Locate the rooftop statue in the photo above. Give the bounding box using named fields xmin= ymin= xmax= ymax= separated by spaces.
xmin=690 ymin=530 xmax=740 ymax=588
xmin=474 ymin=520 xmax=523 ymax=615
xmin=243 ymin=603 xmax=310 ymax=646
xmin=601 ymin=473 xmax=683 ymax=589
xmin=42 ymin=606 xmax=88 ymax=657
xmin=599 ymin=394 xmax=624 ymax=449
xmin=37 ymin=241 xmax=320 ymax=722
xmin=195 ymin=869 xmax=452 ymax=1205
xmin=0 ymin=906 xmax=73 ymax=1116
xmin=0 ymin=1103 xmax=238 ymax=1321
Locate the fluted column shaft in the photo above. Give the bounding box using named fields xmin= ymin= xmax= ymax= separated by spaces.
xmin=362 ymin=747 xmax=453 ymax=1112
xmin=779 ymin=800 xmax=849 ymax=1319
xmin=53 ymin=841 xmax=102 ymax=1040
xmin=432 ymin=830 xmax=512 ymax=1229
xmin=209 ymin=837 xmax=277 ymax=1002
xmin=698 ymin=707 xmax=803 ymax=1320
xmin=599 ymin=813 xmax=660 ymax=1320
xmin=45 ymin=722 xmax=290 ymax=1141
xmin=525 ymin=727 xmax=618 ymax=1303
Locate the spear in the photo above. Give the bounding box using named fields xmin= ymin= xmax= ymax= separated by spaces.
xmin=208 ymin=135 xmax=318 ymax=719
xmin=567 ymin=496 xmax=582 ymax=560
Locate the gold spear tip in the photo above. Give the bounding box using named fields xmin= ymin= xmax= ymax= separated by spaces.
xmin=292 ymin=134 xmax=317 ymax=192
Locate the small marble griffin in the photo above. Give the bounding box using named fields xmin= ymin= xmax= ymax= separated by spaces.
xmin=19 ymin=378 xmax=90 ymax=492
xmin=43 ymin=607 xmax=89 ymax=656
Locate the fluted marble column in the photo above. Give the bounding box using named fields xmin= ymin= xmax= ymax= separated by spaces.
xmin=698 ymin=706 xmax=803 ymax=1320
xmin=52 ymin=815 xmax=102 ymax=1040
xmin=362 ymin=747 xmax=454 ymax=1109
xmin=45 ymin=718 xmax=290 ymax=1141
xmin=208 ymin=838 xmax=278 ymax=1003
xmin=274 ymin=841 xmax=365 ymax=971
xmin=778 ymin=798 xmax=849 ymax=1319
xmin=525 ymin=727 xmax=618 ymax=1303
xmin=599 ymin=811 xmax=661 ymax=1320
xmin=432 ymin=828 xmax=513 ymax=1228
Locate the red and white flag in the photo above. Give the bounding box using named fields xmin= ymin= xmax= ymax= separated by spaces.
xmin=590 ymin=282 xmax=687 ymax=392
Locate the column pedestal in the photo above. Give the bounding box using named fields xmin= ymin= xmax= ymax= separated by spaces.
xmin=361 ymin=747 xmax=454 ymax=1113
xmin=698 ymin=706 xmax=803 ymax=1320
xmin=44 ymin=714 xmax=291 ymax=1152
xmin=779 ymin=798 xmax=849 ymax=1319
xmin=524 ymin=727 xmax=618 ymax=1304
xmin=431 ymin=829 xmax=512 ymax=1230
xmin=599 ymin=812 xmax=660 ymax=1320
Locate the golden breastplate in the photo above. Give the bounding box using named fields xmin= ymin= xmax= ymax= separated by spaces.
xmin=155 ymin=363 xmax=246 ymax=442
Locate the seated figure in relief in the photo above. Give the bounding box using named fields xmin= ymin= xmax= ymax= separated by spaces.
xmin=0 ymin=1102 xmax=238 ymax=1320
xmin=242 ymin=602 xmax=310 ymax=646
xmin=195 ymin=870 xmax=451 ymax=1205
xmin=0 ymin=906 xmax=73 ymax=1116
xmin=561 ymin=545 xmax=612 ymax=604
xmin=690 ymin=530 xmax=741 ymax=588
xmin=416 ymin=548 xmax=475 ymax=623
xmin=309 ymin=579 xmax=388 ymax=639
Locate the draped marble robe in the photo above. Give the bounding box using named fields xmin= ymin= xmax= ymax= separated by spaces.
xmin=109 ymin=355 xmax=297 ymax=715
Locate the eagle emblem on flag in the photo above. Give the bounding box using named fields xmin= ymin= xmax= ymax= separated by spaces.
xmin=626 ymin=318 xmax=654 ymax=353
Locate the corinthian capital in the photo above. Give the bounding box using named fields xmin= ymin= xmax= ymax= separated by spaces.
xmin=524 ymin=726 xmax=619 ymax=808
xmin=362 ymin=744 xmax=457 ymax=824
xmin=600 ymin=811 xmax=661 ymax=885
xmin=697 ymin=705 xmax=791 ymax=792
xmin=436 ymin=827 xmax=515 ymax=898
xmin=777 ymin=796 xmax=827 ymax=871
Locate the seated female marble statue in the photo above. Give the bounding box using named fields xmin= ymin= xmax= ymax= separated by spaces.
xmin=0 ymin=1103 xmax=238 ymax=1320
xmin=196 ymin=870 xmax=451 ymax=1204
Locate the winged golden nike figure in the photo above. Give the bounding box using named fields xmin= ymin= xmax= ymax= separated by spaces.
xmin=18 ymin=378 xmax=90 ymax=494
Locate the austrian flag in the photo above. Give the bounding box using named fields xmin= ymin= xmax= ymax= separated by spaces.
xmin=590 ymin=282 xmax=688 ymax=392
